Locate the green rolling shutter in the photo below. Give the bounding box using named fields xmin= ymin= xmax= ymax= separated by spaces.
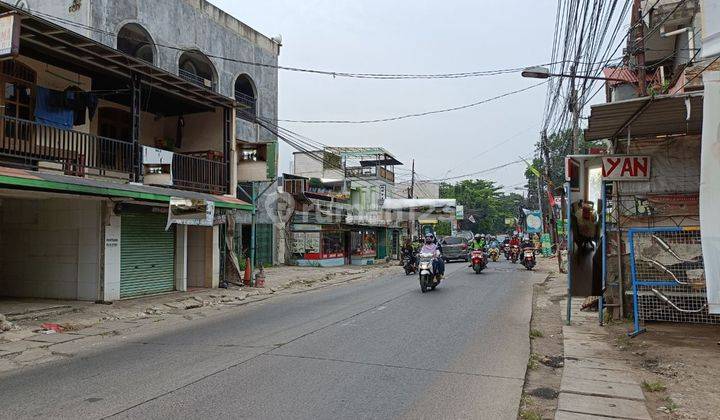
xmin=120 ymin=213 xmax=175 ymax=298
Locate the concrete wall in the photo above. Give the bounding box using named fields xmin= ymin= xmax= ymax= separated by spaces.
xmin=0 ymin=197 xmax=102 ymax=301
xmin=237 ymin=161 xmax=268 ymax=182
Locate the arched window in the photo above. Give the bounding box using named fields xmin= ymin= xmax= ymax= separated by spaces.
xmin=234 ymin=74 xmax=257 ymax=121
xmin=117 ymin=23 xmax=155 ymax=64
xmin=178 ymin=50 xmax=217 ymax=91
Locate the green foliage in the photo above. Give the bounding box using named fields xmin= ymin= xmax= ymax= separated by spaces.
xmin=530 ymin=329 xmax=544 ymax=339
xmin=641 ymin=380 xmax=667 ymax=392
xmin=440 ymin=179 xmax=524 ymax=234
xmin=435 ymin=220 xmax=452 ymax=236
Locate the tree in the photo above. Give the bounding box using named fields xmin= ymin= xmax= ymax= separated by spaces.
xmin=440 ymin=179 xmax=525 ymax=234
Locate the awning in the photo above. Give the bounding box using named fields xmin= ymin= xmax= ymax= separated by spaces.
xmin=0 ymin=167 xmax=252 ymax=210
xmin=584 ymin=92 xmax=703 ymax=141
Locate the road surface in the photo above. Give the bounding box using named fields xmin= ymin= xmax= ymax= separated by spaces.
xmin=0 ymin=260 xmax=543 ymax=419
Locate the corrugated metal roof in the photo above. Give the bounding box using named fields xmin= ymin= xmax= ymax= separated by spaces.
xmin=584 ymin=92 xmax=703 ymax=141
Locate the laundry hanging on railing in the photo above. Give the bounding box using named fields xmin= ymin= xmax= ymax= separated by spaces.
xmin=35 ymin=86 xmax=73 ymax=129
xmin=35 ymin=86 xmax=99 ymax=128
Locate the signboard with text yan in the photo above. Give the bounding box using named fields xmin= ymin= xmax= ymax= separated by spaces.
xmin=0 ymin=13 xmax=20 ymax=59
xmin=601 ymin=156 xmax=650 ymax=181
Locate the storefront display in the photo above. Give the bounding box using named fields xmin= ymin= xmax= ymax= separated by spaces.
xmin=291 ymin=227 xmax=346 ymax=267
xmin=351 ymin=230 xmax=377 ymax=265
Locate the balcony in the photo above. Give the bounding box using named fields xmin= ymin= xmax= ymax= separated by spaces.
xmin=0 ymin=115 xmax=134 ymax=178
xmin=345 ymin=166 xmax=395 ymax=183
xmin=178 ymin=68 xmax=217 ymax=92
xmin=172 ymin=151 xmax=228 ymax=195
xmin=235 ymin=91 xmax=257 ymax=122
xmin=0 ymin=116 xmax=228 ymax=195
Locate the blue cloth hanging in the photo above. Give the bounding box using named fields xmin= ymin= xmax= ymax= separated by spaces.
xmin=34 ymin=87 xmax=73 ymax=129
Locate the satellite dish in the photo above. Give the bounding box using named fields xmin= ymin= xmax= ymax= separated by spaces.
xmin=271 ymin=35 xmax=283 ymax=46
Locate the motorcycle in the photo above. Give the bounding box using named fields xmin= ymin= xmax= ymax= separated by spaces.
xmin=503 ymin=244 xmax=511 ymax=260
xmin=521 ymin=248 xmax=536 ymax=270
xmin=510 ymin=245 xmax=520 ymax=264
xmin=470 ymin=250 xmax=487 ymax=274
xmin=402 ymin=251 xmax=417 ymax=275
xmin=417 ymin=252 xmax=442 ymax=293
xmin=488 ymin=247 xmax=500 ymax=262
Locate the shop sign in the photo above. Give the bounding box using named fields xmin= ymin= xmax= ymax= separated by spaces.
xmin=166 ymin=198 xmax=214 ymax=229
xmin=291 ymin=224 xmax=322 ymax=231
xmin=601 ymin=156 xmax=650 ymax=181
xmin=0 ymin=13 xmax=20 ymax=60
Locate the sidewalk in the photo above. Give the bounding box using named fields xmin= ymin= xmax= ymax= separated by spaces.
xmin=556 ymin=299 xmax=652 ymax=420
xmin=0 ymin=263 xmax=395 ymax=373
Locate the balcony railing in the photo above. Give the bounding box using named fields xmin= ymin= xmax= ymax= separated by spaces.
xmin=235 ymin=90 xmax=257 ymax=122
xmin=345 ymin=166 xmax=395 ymax=183
xmin=173 ymin=152 xmax=228 ymax=195
xmin=179 ymin=68 xmax=216 ymax=91
xmin=0 ymin=115 xmax=134 ymax=178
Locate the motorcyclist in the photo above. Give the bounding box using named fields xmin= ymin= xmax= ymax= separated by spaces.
xmin=509 ymin=233 xmax=521 ymax=247
xmin=521 ymin=235 xmax=534 ymax=250
xmin=489 ymin=236 xmax=499 ymax=249
xmin=471 ymin=233 xmax=486 ymax=251
xmin=420 ymin=233 xmax=445 ymax=278
xmin=401 ymin=238 xmax=417 ymax=266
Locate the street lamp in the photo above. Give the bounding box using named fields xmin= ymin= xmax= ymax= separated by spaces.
xmin=521 ymin=66 xmax=628 ymax=83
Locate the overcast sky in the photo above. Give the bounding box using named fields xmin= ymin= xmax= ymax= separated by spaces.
xmin=210 ymin=0 xmax=558 ymax=192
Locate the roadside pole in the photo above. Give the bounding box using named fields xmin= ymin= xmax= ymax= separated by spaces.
xmin=250 ymin=182 xmax=257 ymax=274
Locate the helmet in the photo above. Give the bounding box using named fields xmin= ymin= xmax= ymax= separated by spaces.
xmin=474 ymin=234 xmax=482 ymax=240
xmin=424 ymin=234 xmax=434 ymax=244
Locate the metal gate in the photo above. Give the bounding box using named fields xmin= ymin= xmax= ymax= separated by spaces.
xmin=120 ymin=212 xmax=175 ymax=298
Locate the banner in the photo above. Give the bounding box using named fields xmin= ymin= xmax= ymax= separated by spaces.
xmin=525 ymin=210 xmax=543 ymax=234
xmin=455 ymin=205 xmax=464 ymax=220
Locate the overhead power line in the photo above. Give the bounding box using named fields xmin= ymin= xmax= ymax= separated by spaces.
xmin=27 ymin=8 xmax=578 ymax=81
xmin=274 ymin=82 xmax=547 ymax=124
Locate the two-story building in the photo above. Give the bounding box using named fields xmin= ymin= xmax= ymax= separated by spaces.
xmin=287 ymin=147 xmax=403 ymax=265
xmin=0 ymin=1 xmax=279 ymax=301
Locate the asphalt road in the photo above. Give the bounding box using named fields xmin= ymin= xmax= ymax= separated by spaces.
xmin=0 ymin=259 xmax=544 ymax=420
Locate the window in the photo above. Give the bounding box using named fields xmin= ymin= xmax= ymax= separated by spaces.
xmin=117 ymin=23 xmax=155 ymax=64
xmin=321 ymin=232 xmax=345 ymax=257
xmin=178 ymin=51 xmax=216 ymax=91
xmin=234 ymin=74 xmax=256 ymax=121
xmin=1 ymin=61 xmax=36 ymax=141
xmin=239 ymin=143 xmax=267 ymax=162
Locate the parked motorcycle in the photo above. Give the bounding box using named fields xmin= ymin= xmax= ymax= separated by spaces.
xmin=402 ymin=251 xmax=417 ymax=275
xmin=417 ymin=252 xmax=442 ymax=293
xmin=470 ymin=250 xmax=487 ymax=274
xmin=510 ymin=245 xmax=520 ymax=264
xmin=488 ymin=247 xmax=500 ymax=262
xmin=521 ymin=248 xmax=536 ymax=270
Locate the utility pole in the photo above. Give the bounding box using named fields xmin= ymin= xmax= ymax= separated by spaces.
xmin=569 ymin=64 xmax=581 ymax=154
xmin=632 ymin=0 xmax=647 ymax=96
xmin=541 ymin=129 xmax=562 ymax=269
xmin=409 ymin=159 xmax=415 ymax=199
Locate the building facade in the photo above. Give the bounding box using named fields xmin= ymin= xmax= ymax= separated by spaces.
xmin=285 ymin=147 xmax=403 ymax=266
xmin=0 ymin=1 xmax=278 ymax=302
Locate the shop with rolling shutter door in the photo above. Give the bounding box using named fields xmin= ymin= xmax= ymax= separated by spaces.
xmin=120 ymin=211 xmax=176 ymax=299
